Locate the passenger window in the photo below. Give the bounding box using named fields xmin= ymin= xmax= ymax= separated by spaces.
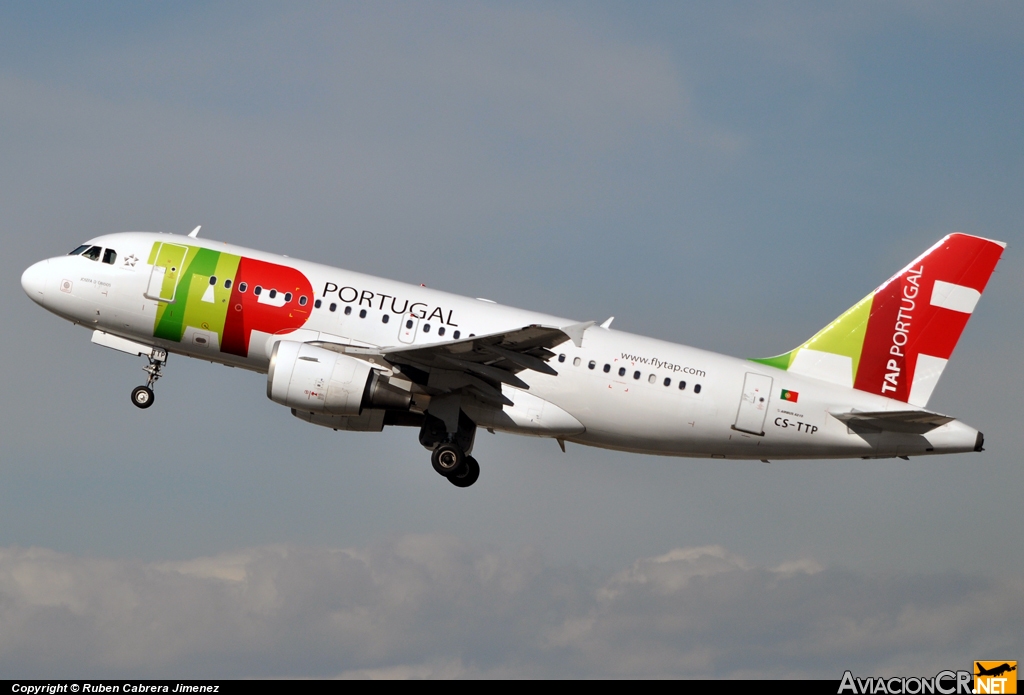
xmin=423 ymin=323 xmax=431 ymax=332
xmin=603 ymin=364 xmax=610 ymax=373
xmin=382 ymin=315 xmax=390 ymax=324
xmin=406 ymin=319 xmax=413 ymax=329
xmin=558 ymin=354 xmax=566 ymax=363
xmin=82 ymin=246 xmax=102 ymax=261
xmin=269 ymin=289 xmax=277 ymax=299
xmin=664 ymin=377 xmax=671 ymax=387
xmin=678 ymin=381 xmax=686 ymax=390
xmin=573 ymin=357 xmax=582 ymax=367
xmin=588 ymin=361 xmax=596 ymax=370
xmin=298 ymin=296 xmax=307 ymax=306
xmin=68 ymin=244 xmax=90 ymax=256
xmin=694 ymin=384 xmax=702 ymax=394
xmin=453 ymin=331 xmax=461 ymax=339
xmin=344 ymin=306 xmax=352 ymax=315
xmin=329 ymin=303 xmax=337 ymax=312
xmin=438 ymin=327 xmax=445 ymax=336
xmin=284 ymin=292 xmax=292 ymax=303
xmin=209 ymin=276 xmax=217 ymax=285
xmin=633 ymin=371 xmax=641 ymax=380
xmin=314 ymin=298 xmax=321 ymax=309
xmin=102 ymin=249 xmax=117 ymax=265
xmin=224 ymin=279 xmax=232 ymax=289
xmin=359 ymin=309 xmax=367 ymax=318
xmin=254 ymin=286 xmax=262 ymax=296
xmin=648 ymin=374 xmax=656 ymax=384
xmin=618 ymin=367 xmax=626 ymax=377
xmin=239 ymin=282 xmax=247 ymax=293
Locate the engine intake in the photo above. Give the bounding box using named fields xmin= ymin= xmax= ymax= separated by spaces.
xmin=267 ymin=341 xmax=411 ymax=415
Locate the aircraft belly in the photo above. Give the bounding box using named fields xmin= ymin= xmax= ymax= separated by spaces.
xmin=528 ymin=371 xmax=721 ymax=455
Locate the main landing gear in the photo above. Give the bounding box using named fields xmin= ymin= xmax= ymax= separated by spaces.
xmin=420 ymin=411 xmax=480 ymax=488
xmin=431 ymin=443 xmax=481 ymax=488
xmin=131 ymin=349 xmax=167 ymax=410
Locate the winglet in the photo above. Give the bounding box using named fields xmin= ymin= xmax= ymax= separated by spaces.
xmin=600 ymin=317 xmax=615 ymax=329
xmin=562 ymin=321 xmax=595 ymax=347
xmin=188 ymin=226 xmax=201 ymax=238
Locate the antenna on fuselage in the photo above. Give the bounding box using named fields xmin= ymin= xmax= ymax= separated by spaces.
xmin=188 ymin=226 xmax=201 ymax=238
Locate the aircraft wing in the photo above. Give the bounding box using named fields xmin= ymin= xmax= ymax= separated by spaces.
xmin=327 ymin=322 xmax=593 ymax=407
xmin=829 ymin=410 xmax=955 ymax=434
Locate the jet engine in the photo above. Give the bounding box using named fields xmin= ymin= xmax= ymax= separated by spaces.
xmin=267 ymin=341 xmax=411 ymax=415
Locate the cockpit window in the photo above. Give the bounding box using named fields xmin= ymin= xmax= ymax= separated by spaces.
xmin=102 ymin=249 xmax=117 ymax=265
xmin=68 ymin=244 xmax=90 ymax=256
xmin=81 ymin=246 xmax=102 ymax=261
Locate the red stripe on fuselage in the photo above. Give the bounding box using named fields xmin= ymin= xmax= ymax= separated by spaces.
xmin=222 ymin=257 xmax=313 ymax=358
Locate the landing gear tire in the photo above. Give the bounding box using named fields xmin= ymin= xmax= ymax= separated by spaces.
xmin=131 ymin=385 xmax=155 ymax=409
xmin=131 ymin=349 xmax=166 ymax=411
xmin=431 ymin=443 xmax=465 ymax=477
xmin=448 ymin=456 xmax=480 ymax=488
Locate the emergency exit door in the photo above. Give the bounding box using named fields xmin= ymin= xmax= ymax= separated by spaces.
xmin=398 ymin=313 xmax=420 ymax=344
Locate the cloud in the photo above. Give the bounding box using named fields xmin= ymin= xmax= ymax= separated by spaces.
xmin=0 ymin=537 xmax=1019 ymax=678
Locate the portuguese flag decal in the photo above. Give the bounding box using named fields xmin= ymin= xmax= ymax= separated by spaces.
xmin=781 ymin=389 xmax=799 ymax=403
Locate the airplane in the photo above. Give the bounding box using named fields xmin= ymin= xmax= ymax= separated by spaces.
xmin=21 ymin=229 xmax=1005 ymax=488
xmin=975 ymin=663 xmax=1016 ymax=678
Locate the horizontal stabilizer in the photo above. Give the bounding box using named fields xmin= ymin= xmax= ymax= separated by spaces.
xmin=829 ymin=410 xmax=954 ymax=434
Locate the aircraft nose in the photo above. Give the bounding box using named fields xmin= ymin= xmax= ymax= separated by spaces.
xmin=21 ymin=259 xmax=50 ymax=303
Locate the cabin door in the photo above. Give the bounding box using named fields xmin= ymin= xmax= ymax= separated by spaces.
xmin=733 ymin=372 xmax=773 ymax=436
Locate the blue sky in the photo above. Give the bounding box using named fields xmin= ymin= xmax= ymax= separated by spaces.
xmin=1 ymin=1 xmax=1021 ymax=678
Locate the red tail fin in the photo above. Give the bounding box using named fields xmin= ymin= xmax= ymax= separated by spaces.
xmin=755 ymin=234 xmax=1006 ymax=407
xmin=853 ymin=234 xmax=1005 ymax=405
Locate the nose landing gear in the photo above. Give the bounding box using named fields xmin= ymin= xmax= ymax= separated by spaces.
xmin=131 ymin=349 xmax=167 ymax=410
xmin=131 ymin=385 xmax=154 ymax=408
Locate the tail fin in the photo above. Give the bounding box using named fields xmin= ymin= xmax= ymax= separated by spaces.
xmin=752 ymin=233 xmax=1006 ymax=407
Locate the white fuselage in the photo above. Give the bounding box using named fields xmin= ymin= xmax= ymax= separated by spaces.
xmin=22 ymin=232 xmax=982 ymax=460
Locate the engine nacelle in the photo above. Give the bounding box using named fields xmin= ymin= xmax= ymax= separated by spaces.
xmin=267 ymin=341 xmax=411 ymax=415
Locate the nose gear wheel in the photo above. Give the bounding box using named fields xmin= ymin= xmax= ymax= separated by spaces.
xmin=131 ymin=385 xmax=154 ymax=409
xmin=131 ymin=350 xmax=167 ymax=410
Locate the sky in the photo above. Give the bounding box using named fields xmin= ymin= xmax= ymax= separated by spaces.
xmin=1 ymin=0 xmax=1022 ymax=679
